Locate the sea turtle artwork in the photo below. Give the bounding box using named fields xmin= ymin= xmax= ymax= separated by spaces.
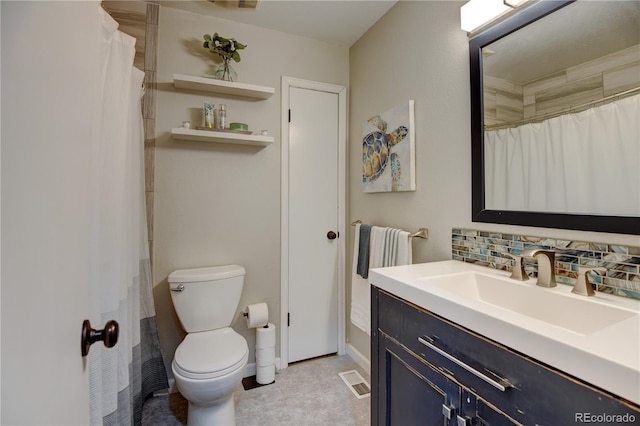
xmin=362 ymin=115 xmax=409 ymax=191
xmin=362 ymin=101 xmax=416 ymax=193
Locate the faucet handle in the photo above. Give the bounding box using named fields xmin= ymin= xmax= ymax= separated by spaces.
xmin=578 ymin=265 xmax=607 ymax=274
xmin=572 ymin=266 xmax=607 ymax=296
xmin=503 ymin=253 xmax=529 ymax=281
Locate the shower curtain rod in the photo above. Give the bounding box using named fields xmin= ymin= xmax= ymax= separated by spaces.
xmin=351 ymin=220 xmax=428 ymax=240
xmin=485 ymin=86 xmax=640 ymax=131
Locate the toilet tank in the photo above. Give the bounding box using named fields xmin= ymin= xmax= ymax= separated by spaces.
xmin=168 ymin=265 xmax=245 ymax=333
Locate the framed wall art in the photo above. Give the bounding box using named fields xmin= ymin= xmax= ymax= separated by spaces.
xmin=362 ymin=100 xmax=416 ymax=193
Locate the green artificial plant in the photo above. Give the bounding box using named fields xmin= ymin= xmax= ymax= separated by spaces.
xmin=203 ymin=33 xmax=247 ymax=63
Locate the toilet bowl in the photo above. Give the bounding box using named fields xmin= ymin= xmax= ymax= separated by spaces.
xmin=169 ymin=265 xmax=248 ymax=426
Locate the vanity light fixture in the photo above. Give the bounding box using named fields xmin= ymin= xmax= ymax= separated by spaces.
xmin=460 ymin=0 xmax=528 ymax=32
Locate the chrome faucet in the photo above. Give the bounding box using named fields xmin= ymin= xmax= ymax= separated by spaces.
xmin=522 ymin=249 xmax=556 ymax=287
xmin=572 ymin=266 xmax=607 ymax=297
xmin=503 ymin=253 xmax=529 ymax=281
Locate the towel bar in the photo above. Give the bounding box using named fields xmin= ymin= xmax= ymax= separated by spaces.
xmin=351 ymin=220 xmax=428 ymax=240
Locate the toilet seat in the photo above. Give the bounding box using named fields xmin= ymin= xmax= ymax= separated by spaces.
xmin=173 ymin=328 xmax=248 ymax=380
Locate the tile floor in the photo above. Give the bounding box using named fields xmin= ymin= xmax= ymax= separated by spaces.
xmin=142 ymin=354 xmax=371 ymax=426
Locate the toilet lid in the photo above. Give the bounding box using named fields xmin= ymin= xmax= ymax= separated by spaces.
xmin=174 ymin=328 xmax=248 ymax=379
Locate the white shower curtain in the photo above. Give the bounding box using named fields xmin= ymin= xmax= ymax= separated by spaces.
xmin=485 ymin=94 xmax=640 ymax=215
xmin=88 ymin=7 xmax=168 ymax=425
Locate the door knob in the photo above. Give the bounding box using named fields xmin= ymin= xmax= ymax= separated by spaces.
xmin=81 ymin=319 xmax=119 ymax=357
xmin=327 ymin=231 xmax=338 ymax=240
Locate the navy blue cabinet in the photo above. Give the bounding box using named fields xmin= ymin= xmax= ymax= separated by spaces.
xmin=372 ymin=287 xmax=640 ymax=425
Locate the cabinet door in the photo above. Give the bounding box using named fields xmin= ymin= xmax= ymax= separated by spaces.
xmin=376 ymin=333 xmax=460 ymax=426
xmin=459 ymin=390 xmax=520 ymax=426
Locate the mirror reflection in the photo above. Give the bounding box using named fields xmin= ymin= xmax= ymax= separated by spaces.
xmin=480 ymin=0 xmax=639 ymax=217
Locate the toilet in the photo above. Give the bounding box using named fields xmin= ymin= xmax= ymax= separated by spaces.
xmin=169 ymin=265 xmax=249 ymax=426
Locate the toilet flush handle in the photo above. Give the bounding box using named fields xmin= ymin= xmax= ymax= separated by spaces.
xmin=171 ymin=284 xmax=185 ymax=292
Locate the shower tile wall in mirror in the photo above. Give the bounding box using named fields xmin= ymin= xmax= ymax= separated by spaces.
xmin=452 ymin=228 xmax=640 ymax=300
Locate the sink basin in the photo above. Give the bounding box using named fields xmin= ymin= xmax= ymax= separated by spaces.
xmin=420 ymin=271 xmax=637 ymax=335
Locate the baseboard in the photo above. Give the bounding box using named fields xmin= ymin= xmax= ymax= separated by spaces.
xmin=244 ymin=357 xmax=282 ymax=378
xmin=158 ymin=378 xmax=176 ymax=395
xmin=346 ymin=343 xmax=370 ymax=376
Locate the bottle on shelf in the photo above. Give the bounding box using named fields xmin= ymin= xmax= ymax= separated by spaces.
xmin=217 ymin=104 xmax=227 ymax=130
xmin=204 ymin=101 xmax=214 ymax=128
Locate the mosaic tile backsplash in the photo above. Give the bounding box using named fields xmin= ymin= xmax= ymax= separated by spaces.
xmin=452 ymin=228 xmax=640 ymax=300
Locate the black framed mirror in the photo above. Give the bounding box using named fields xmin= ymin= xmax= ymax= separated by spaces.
xmin=470 ymin=0 xmax=640 ymax=235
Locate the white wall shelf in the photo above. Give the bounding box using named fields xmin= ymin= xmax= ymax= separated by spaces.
xmin=173 ymin=74 xmax=275 ymax=100
xmin=171 ymin=127 xmax=274 ymax=147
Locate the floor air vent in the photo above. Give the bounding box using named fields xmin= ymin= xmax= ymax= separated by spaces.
xmin=338 ymin=370 xmax=371 ymax=399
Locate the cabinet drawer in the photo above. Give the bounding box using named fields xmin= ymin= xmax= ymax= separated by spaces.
xmin=378 ymin=290 xmax=639 ymax=425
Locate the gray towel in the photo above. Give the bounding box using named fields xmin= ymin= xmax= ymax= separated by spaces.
xmin=356 ymin=224 xmax=372 ymax=278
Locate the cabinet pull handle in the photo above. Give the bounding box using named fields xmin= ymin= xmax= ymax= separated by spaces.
xmin=442 ymin=404 xmax=455 ymax=420
xmin=418 ymin=336 xmax=513 ymax=392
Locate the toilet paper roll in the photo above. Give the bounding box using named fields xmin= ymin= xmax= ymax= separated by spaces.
xmin=256 ymin=364 xmax=275 ymax=385
xmin=256 ymin=322 xmax=276 ymax=348
xmin=256 ymin=347 xmax=276 ymax=366
xmin=245 ymin=303 xmax=269 ymax=329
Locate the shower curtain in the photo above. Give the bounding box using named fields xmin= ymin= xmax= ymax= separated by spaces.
xmin=484 ymin=94 xmax=640 ymax=216
xmin=88 ymin=7 xmax=168 ymax=425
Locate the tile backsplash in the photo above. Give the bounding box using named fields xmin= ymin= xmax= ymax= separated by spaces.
xmin=452 ymin=228 xmax=640 ymax=300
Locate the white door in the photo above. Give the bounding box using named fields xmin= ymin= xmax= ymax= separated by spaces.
xmin=1 ymin=2 xmax=101 ymax=423
xmin=284 ymin=81 xmax=346 ymax=364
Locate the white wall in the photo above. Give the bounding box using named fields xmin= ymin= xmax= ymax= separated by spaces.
xmin=154 ymin=5 xmax=349 ymax=378
xmin=346 ymin=1 xmax=640 ymax=360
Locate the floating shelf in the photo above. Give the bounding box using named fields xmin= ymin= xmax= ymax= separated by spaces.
xmin=171 ymin=127 xmax=274 ymax=147
xmin=173 ymin=74 xmax=275 ymax=100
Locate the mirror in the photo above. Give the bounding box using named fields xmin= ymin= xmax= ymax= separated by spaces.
xmin=470 ymin=0 xmax=640 ymax=234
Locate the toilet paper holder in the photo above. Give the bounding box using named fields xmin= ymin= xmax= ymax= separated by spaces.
xmin=243 ymin=311 xmax=270 ymax=328
xmin=244 ymin=302 xmax=270 ymax=328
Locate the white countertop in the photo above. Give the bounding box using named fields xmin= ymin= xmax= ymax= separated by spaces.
xmin=369 ymin=260 xmax=640 ymax=405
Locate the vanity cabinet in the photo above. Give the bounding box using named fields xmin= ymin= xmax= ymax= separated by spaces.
xmin=372 ymin=287 xmax=640 ymax=426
